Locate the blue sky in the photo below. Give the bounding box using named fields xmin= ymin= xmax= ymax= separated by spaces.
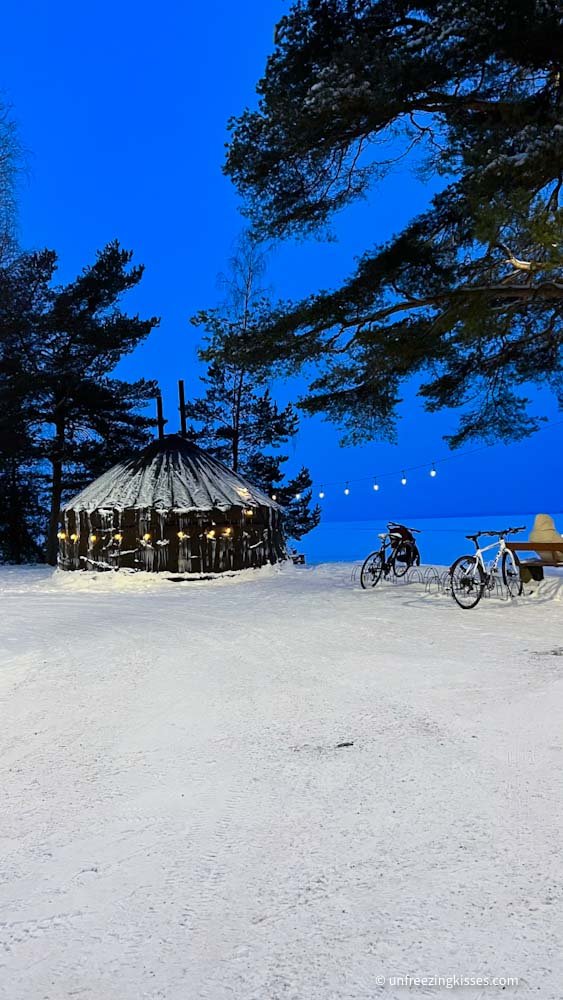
xmin=2 ymin=0 xmax=561 ymax=521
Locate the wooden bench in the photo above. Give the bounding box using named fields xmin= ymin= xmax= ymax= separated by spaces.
xmin=506 ymin=541 xmax=563 ymax=581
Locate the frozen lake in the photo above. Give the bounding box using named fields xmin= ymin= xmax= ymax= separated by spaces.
xmin=299 ymin=512 xmax=563 ymax=566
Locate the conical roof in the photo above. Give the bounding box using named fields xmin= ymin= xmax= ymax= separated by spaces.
xmin=63 ymin=434 xmax=278 ymax=513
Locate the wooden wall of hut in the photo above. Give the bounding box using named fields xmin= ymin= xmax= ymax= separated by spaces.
xmin=57 ymin=507 xmax=286 ymax=573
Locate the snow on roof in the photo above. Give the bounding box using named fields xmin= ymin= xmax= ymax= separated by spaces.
xmin=63 ymin=434 xmax=279 ymax=514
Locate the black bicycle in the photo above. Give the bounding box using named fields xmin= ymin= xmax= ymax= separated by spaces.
xmin=360 ymin=523 xmax=421 ymax=589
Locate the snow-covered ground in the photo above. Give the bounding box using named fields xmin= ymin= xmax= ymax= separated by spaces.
xmin=1 ymin=563 xmax=562 ymax=1000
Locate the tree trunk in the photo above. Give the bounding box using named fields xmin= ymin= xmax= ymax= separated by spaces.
xmin=232 ymin=427 xmax=239 ymax=472
xmin=231 ymin=371 xmax=244 ymax=472
xmin=45 ymin=417 xmax=65 ymax=565
xmin=7 ymin=460 xmax=22 ymax=564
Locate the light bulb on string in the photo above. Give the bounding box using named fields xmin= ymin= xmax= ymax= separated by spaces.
xmin=430 ymin=463 xmax=437 ymax=478
xmin=271 ymin=493 xmax=277 ymax=501
xmin=401 ymin=472 xmax=407 ymax=486
xmin=318 ymin=487 xmax=325 ymax=499
xmin=295 ymin=492 xmax=301 ymax=500
xmin=373 ymin=479 xmax=379 ymax=492
xmin=344 ymin=483 xmax=350 ymax=496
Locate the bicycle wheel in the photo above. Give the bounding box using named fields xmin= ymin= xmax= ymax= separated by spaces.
xmin=502 ymin=550 xmax=523 ymax=598
xmin=392 ymin=543 xmax=411 ymax=577
xmin=360 ymin=551 xmax=384 ymax=589
xmin=450 ymin=554 xmax=485 ymax=609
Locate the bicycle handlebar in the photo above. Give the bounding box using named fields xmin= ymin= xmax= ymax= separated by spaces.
xmin=465 ymin=526 xmax=526 ymax=540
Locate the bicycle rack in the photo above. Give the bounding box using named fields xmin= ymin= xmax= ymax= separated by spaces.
xmin=356 ymin=562 xmax=452 ymax=594
xmin=421 ymin=566 xmax=449 ymax=595
xmin=355 ymin=561 xmax=522 ymax=602
xmin=484 ymin=575 xmax=511 ymax=600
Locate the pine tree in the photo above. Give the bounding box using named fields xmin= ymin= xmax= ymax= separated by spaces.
xmin=0 ymin=243 xmax=159 ymax=563
xmin=225 ymin=0 xmax=563 ymax=446
xmin=186 ymin=235 xmax=320 ymax=541
xmin=0 ymin=251 xmax=51 ymax=561
xmin=0 ymin=100 xmax=20 ymax=265
xmin=0 ymin=418 xmax=44 ymax=564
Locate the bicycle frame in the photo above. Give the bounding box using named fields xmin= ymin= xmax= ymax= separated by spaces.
xmin=376 ymin=534 xmax=394 ymax=571
xmin=381 ymin=531 xmax=404 ymax=563
xmin=469 ymin=536 xmax=509 ymax=580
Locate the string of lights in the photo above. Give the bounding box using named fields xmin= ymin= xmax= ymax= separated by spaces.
xmin=300 ymin=417 xmax=563 ymax=500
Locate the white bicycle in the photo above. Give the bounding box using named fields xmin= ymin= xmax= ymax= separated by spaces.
xmin=449 ymin=526 xmax=525 ymax=609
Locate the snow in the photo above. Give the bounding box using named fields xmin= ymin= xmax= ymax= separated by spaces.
xmin=64 ymin=434 xmax=277 ymax=514
xmin=1 ymin=562 xmax=563 ymax=999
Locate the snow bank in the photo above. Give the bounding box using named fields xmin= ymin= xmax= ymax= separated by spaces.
xmin=0 ymin=561 xmax=290 ymax=595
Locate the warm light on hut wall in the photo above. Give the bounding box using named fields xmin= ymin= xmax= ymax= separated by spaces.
xmin=57 ymin=384 xmax=287 ymax=574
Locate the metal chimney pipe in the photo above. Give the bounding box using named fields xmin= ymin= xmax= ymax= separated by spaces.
xmin=156 ymin=393 xmax=165 ymax=440
xmin=178 ymin=379 xmax=187 ymax=437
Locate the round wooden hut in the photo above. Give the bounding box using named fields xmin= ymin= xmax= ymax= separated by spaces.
xmin=58 ymin=434 xmax=286 ymax=574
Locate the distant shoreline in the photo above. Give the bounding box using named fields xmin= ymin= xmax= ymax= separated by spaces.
xmin=300 ymin=512 xmax=563 ymax=566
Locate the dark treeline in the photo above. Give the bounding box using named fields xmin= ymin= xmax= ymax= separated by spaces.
xmin=0 ymin=101 xmax=160 ymax=564
xmin=0 ymin=100 xmax=319 ymax=565
xmin=0 ymin=242 xmax=159 ymax=563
